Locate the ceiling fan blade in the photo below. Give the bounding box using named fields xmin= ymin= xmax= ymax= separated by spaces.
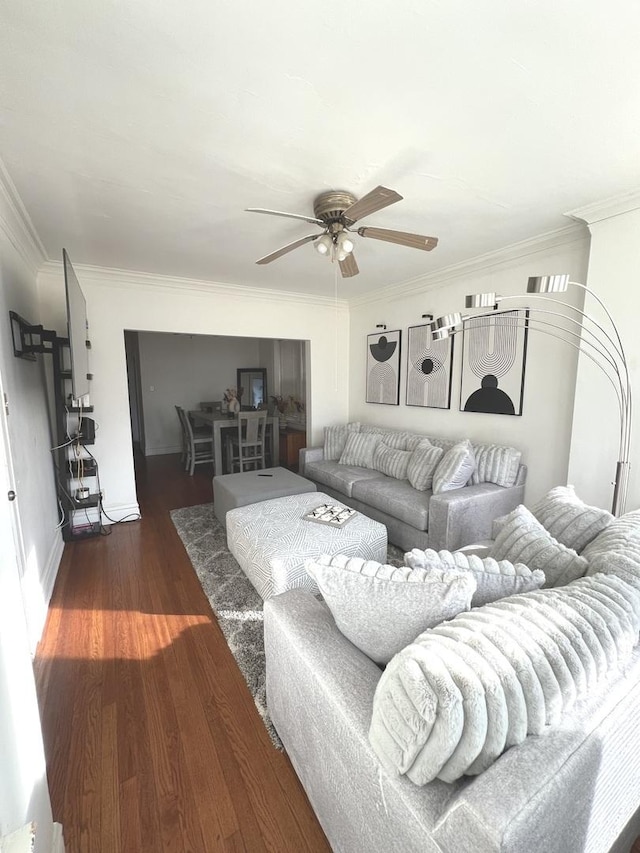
xmin=246 ymin=207 xmax=323 ymax=226
xmin=256 ymin=233 xmax=319 ymax=265
xmin=339 ymin=253 xmax=359 ymax=278
xmin=357 ymin=226 xmax=438 ymax=251
xmin=341 ymin=186 xmax=403 ymax=225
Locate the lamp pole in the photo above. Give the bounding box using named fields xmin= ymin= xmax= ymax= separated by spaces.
xmin=431 ymin=275 xmax=632 ymax=516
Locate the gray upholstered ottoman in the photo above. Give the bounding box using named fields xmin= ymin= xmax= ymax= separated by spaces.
xmin=213 ymin=466 xmax=316 ymax=525
xmin=226 ymin=491 xmax=388 ymax=599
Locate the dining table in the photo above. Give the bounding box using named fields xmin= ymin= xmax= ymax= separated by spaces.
xmin=188 ymin=410 xmax=280 ymax=474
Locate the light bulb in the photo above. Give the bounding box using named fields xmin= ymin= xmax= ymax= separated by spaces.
xmin=315 ymin=234 xmax=333 ymax=256
xmin=337 ymin=250 xmax=347 ymax=262
xmin=337 ymin=232 xmax=354 ymax=254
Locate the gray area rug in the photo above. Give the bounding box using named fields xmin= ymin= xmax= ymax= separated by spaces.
xmin=170 ymin=501 xmax=404 ymax=750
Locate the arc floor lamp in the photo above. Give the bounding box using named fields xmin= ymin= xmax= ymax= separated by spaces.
xmin=431 ymin=274 xmax=632 ymax=516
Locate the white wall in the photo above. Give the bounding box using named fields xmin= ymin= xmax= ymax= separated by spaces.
xmin=349 ymin=229 xmax=590 ymax=504
xmin=568 ymin=195 xmax=640 ymax=512
xmin=0 ymin=169 xmax=58 ymax=850
xmin=137 ymin=331 xmax=266 ymax=454
xmin=37 ymin=266 xmax=350 ymax=519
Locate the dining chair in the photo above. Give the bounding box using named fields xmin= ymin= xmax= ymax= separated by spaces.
xmin=177 ymin=405 xmax=214 ymax=475
xmin=175 ymin=405 xmax=190 ymax=468
xmin=226 ymin=410 xmax=267 ymax=472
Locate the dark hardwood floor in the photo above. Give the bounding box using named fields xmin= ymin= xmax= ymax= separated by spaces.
xmin=34 ymin=453 xmax=331 ymax=853
xmin=33 ymin=452 xmax=640 ymax=853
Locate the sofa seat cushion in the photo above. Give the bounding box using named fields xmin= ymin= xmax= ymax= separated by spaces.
xmin=352 ymin=476 xmax=432 ymax=530
xmin=305 ymin=460 xmax=384 ymax=498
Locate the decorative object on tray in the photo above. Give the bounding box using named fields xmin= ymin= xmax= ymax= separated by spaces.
xmin=303 ymin=503 xmax=357 ymax=527
xmin=366 ymin=330 xmax=401 ymax=405
xmin=460 ymin=309 xmax=529 ymax=415
xmin=406 ymin=322 xmax=454 ymax=409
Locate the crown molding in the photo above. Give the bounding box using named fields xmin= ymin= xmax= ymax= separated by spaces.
xmin=0 ymin=157 xmax=48 ymax=275
xmin=38 ymin=260 xmax=350 ymax=310
xmin=565 ymin=189 xmax=640 ymax=225
xmin=348 ymin=223 xmax=588 ymax=308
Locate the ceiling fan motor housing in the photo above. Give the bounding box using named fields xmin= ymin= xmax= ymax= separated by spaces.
xmin=313 ymin=190 xmax=357 ymax=225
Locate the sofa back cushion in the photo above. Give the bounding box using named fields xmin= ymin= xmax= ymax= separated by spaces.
xmin=432 ymin=439 xmax=476 ymax=494
xmin=360 ymin=425 xmax=410 ymax=450
xmin=531 ymin=485 xmax=613 ymax=553
xmin=470 ymin=444 xmax=522 ymax=488
xmin=305 ymin=554 xmax=476 ymax=665
xmin=323 ymin=422 xmax=361 ymax=461
xmin=407 ymin=441 xmax=444 ymax=491
xmin=339 ymin=432 xmax=382 ymax=468
xmin=372 ymin=442 xmax=413 ymax=479
xmin=490 ymin=504 xmax=588 ymax=588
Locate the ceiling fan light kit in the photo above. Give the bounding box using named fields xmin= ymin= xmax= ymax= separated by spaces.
xmin=246 ymin=185 xmax=438 ymax=278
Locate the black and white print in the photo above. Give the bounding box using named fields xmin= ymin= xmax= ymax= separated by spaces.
xmin=406 ymin=323 xmax=454 ymax=409
xmin=460 ymin=309 xmax=529 ymax=415
xmin=366 ymin=330 xmax=401 ymax=405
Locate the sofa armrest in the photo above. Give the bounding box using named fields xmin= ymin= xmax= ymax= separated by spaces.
xmin=299 ymin=445 xmax=324 ymax=476
xmin=264 ymin=590 xmax=453 ymax=853
xmin=429 ymin=481 xmax=525 ymax=551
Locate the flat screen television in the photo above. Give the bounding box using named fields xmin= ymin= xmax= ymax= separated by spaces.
xmin=62 ymin=248 xmax=91 ymax=401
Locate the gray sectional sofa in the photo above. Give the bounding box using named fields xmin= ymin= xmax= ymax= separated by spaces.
xmin=300 ymin=423 xmax=527 ymax=551
xmin=264 ymin=504 xmax=640 ymax=853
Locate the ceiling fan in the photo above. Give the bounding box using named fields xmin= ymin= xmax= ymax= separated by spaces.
xmin=246 ymin=185 xmax=438 ymax=278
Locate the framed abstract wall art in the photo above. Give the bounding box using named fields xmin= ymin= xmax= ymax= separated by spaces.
xmin=366 ymin=330 xmax=401 ymax=405
xmin=460 ymin=309 xmax=529 ymax=415
xmin=406 ymin=322 xmax=454 ymax=409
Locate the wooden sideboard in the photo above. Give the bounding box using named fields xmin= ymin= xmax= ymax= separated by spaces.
xmin=279 ymin=428 xmax=306 ymax=471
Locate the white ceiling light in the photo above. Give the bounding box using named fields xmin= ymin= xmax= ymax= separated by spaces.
xmin=314 ymin=234 xmax=333 ymax=256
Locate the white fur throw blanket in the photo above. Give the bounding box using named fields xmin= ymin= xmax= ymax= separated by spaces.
xmin=369 ymin=573 xmax=640 ymax=785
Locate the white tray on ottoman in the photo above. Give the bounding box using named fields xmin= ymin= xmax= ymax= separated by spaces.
xmin=226 ymin=491 xmax=388 ymax=600
xmin=213 ymin=466 xmax=316 ymax=525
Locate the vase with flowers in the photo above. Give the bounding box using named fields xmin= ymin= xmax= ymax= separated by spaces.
xmin=223 ymin=387 xmax=243 ymax=416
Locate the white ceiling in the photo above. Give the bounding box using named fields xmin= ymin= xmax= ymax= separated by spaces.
xmin=1 ymin=0 xmax=639 ymax=299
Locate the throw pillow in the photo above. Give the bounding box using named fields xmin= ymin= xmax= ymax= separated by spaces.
xmin=360 ymin=426 xmax=409 ymax=450
xmin=339 ymin=432 xmax=382 ymax=469
xmin=432 ymin=439 xmax=476 ymax=494
xmin=305 ymin=554 xmax=476 ymax=665
xmin=470 ymin=443 xmax=522 ymax=488
xmin=490 ymin=504 xmax=588 ymax=588
xmin=323 ymin=422 xmax=360 ymax=461
xmin=406 ymin=433 xmax=432 ymax=452
xmin=404 ymin=547 xmax=545 ymax=607
xmin=407 ymin=441 xmax=444 ymax=491
xmin=531 ymin=485 xmax=613 ymax=553
xmin=372 ymin=442 xmax=413 ymax=480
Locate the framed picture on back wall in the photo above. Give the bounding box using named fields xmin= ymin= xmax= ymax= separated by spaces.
xmin=460 ymin=309 xmax=529 ymax=415
xmin=366 ymin=330 xmax=401 ymax=405
xmin=406 ymin=322 xmax=454 ymax=409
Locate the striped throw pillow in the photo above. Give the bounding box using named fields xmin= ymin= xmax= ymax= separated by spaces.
xmin=470 ymin=444 xmax=522 ymax=488
xmin=531 ymin=485 xmax=613 ymax=553
xmin=407 ymin=441 xmax=444 ymax=491
xmin=490 ymin=504 xmax=588 ymax=588
xmin=432 ymin=440 xmax=476 ymax=494
xmin=339 ymin=432 xmax=382 ymax=468
xmin=323 ymin=422 xmax=360 ymax=461
xmin=373 ymin=442 xmax=413 ymax=479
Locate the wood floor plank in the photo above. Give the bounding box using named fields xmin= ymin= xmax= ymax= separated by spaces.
xmin=35 ymin=453 xmax=330 ymax=853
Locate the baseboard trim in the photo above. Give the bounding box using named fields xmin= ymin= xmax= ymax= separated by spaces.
xmin=51 ymin=822 xmax=65 ymax=853
xmin=101 ymin=502 xmax=142 ymax=525
xmin=42 ymin=530 xmax=64 ymax=609
xmin=145 ymin=444 xmax=181 ymax=456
